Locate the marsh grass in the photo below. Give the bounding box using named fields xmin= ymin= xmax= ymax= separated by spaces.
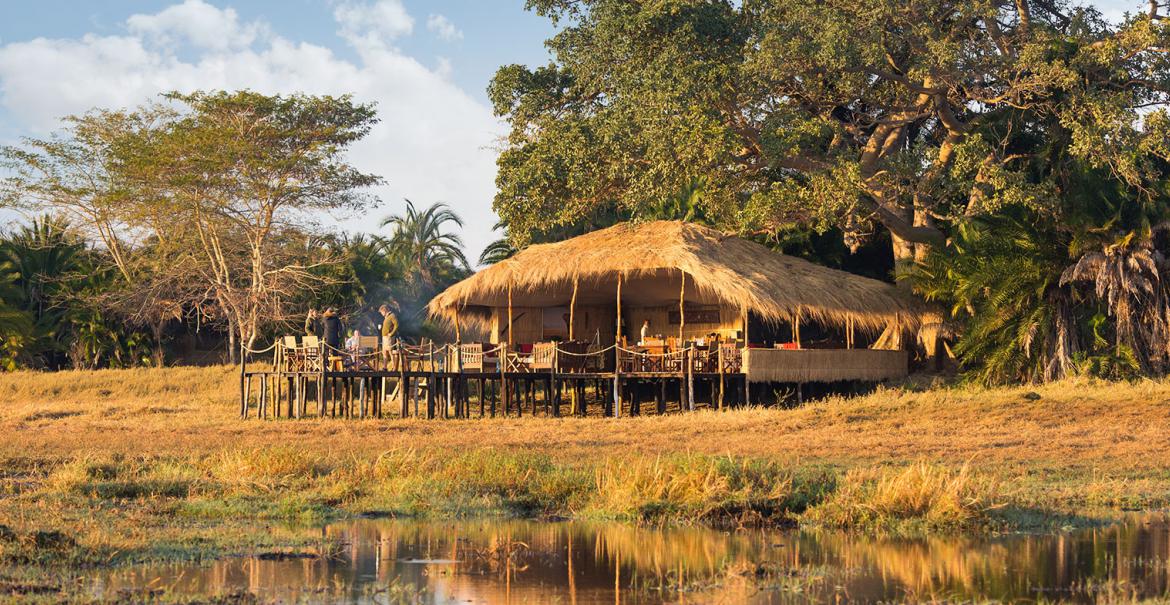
xmin=803 ymin=462 xmax=1004 ymax=531
xmin=1 ymin=365 xmax=1169 ymax=579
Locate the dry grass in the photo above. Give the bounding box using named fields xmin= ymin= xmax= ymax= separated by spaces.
xmin=803 ymin=462 xmax=1003 ymax=531
xmin=3 ymin=365 xmax=1169 ymax=473
xmin=1 ymin=366 xmax=1169 ymax=600
xmin=0 ymin=366 xmax=1168 ymax=540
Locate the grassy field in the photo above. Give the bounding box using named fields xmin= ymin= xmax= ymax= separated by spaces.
xmin=1 ymin=365 xmax=1169 ymax=601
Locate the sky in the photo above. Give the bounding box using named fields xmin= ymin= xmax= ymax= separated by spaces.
xmin=0 ymin=0 xmax=1146 ymax=260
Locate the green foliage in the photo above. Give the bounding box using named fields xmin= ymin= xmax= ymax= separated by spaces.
xmin=912 ymin=211 xmax=1081 ymax=384
xmin=0 ymin=217 xmax=151 ymax=370
xmin=493 ymin=0 xmax=1170 ymax=271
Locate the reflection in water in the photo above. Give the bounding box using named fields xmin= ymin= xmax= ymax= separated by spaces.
xmin=92 ymin=514 xmax=1170 ymax=604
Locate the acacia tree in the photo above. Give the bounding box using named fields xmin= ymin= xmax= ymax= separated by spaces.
xmin=491 ymin=0 xmax=1170 ymax=274
xmin=3 ymin=91 xmax=382 ymax=362
xmin=129 ymin=91 xmax=382 ymax=358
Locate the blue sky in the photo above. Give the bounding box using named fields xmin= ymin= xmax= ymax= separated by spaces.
xmin=0 ymin=0 xmax=1147 ymax=258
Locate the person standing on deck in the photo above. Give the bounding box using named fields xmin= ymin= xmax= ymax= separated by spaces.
xmin=304 ymin=309 xmax=321 ymax=337
xmin=322 ymin=308 xmax=344 ymax=352
xmin=379 ymin=304 xmax=398 ymax=350
xmin=640 ymin=319 xmax=651 ymax=345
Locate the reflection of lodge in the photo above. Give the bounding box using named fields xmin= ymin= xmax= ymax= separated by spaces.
xmin=240 ymin=222 xmax=919 ymax=419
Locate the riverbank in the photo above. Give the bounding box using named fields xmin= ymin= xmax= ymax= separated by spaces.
xmin=1 ymin=366 xmax=1169 ymax=578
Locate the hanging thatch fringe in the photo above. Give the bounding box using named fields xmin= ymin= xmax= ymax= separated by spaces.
xmin=743 ymin=349 xmax=909 ymax=382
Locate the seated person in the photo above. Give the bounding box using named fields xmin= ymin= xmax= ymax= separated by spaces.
xmin=345 ymin=329 xmax=362 ymax=367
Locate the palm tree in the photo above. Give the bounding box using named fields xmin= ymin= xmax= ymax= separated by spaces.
xmin=478 ymin=220 xmax=517 ymax=265
xmin=379 ymin=199 xmax=469 ymax=286
xmin=378 ymin=200 xmax=471 ymax=340
xmin=912 ymin=212 xmax=1084 ymax=384
xmin=0 ymin=259 xmax=33 ymax=369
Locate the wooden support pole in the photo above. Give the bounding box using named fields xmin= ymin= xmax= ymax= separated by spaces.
xmin=398 ymin=351 xmax=408 ymax=418
xmin=794 ymin=307 xmax=802 ymax=348
xmin=847 ymin=315 xmax=855 ymax=349
xmin=239 ymin=345 xmax=247 ymax=419
xmin=678 ymin=271 xmax=686 ymax=343
xmin=499 ymin=343 xmax=508 ymax=417
xmin=243 ymin=375 xmax=251 ymax=420
xmin=687 ymin=349 xmax=695 ymax=412
xmin=427 ymin=342 xmax=436 ymax=419
xmin=569 ymin=275 xmax=578 ymax=340
xmin=507 ymin=283 xmax=514 ymax=347
xmin=717 ymin=346 xmax=725 ymax=411
xmin=551 ymin=351 xmax=560 ymax=417
xmin=615 ymin=273 xmax=623 ymax=346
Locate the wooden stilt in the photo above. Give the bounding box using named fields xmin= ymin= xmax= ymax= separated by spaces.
xmin=243 ymin=375 xmax=251 ymax=420
xmin=239 ymin=346 xmax=247 ymax=419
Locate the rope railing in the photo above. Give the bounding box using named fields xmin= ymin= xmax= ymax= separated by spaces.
xmin=247 ymin=336 xmax=737 ymax=372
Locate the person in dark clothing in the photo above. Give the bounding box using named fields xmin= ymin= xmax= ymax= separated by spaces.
xmin=322 ymin=307 xmax=344 ymax=351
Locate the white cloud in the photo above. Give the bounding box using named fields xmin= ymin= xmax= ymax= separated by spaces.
xmin=426 ymin=14 xmax=463 ymax=42
xmin=0 ymin=0 xmax=502 ymax=258
xmin=334 ymin=0 xmax=414 ymax=41
xmin=127 ymin=0 xmax=266 ymax=51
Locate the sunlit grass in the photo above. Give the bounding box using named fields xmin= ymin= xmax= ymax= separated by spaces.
xmin=1 ymin=364 xmax=1169 ymax=588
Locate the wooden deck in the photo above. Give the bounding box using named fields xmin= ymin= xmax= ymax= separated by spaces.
xmin=238 ymin=343 xmax=908 ymax=420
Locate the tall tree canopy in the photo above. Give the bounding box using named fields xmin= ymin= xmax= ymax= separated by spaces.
xmin=3 ymin=91 xmax=382 ymax=359
xmin=491 ymin=0 xmax=1170 ymax=272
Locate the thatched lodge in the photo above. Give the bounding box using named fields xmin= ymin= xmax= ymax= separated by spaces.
xmin=429 ymin=221 xmax=919 ymax=384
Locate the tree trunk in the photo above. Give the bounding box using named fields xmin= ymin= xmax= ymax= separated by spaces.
xmin=227 ymin=318 xmax=238 ymax=364
xmin=152 ymin=320 xmax=166 ymax=367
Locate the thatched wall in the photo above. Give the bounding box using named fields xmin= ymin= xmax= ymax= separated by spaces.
xmin=742 ymin=349 xmax=908 ymax=383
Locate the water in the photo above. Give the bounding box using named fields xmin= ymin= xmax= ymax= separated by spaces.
xmin=90 ymin=514 xmax=1170 ymax=604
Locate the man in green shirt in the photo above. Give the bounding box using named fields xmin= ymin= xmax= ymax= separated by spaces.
xmin=379 ymin=304 xmax=398 ymax=348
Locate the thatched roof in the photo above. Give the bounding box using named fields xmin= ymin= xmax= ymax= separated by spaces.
xmin=430 ymin=221 xmax=920 ymax=332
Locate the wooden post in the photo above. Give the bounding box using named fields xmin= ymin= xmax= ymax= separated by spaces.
xmin=319 ymin=343 xmax=327 ymax=417
xmin=551 ymin=348 xmax=560 ymax=417
xmin=239 ymin=345 xmax=247 ymax=418
xmin=427 ymin=342 xmax=436 ymax=419
xmin=678 ymin=271 xmax=686 ymax=343
xmin=507 ymin=283 xmax=514 ymax=347
xmin=499 ymin=343 xmax=508 ymax=417
xmin=847 ymin=315 xmax=855 ymax=349
xmin=686 ymin=348 xmax=695 ymax=412
xmin=243 ymin=375 xmax=251 ymax=420
xmin=613 ymin=271 xmax=623 ymax=418
xmin=398 ymin=351 xmax=408 ymax=418
xmin=679 ymin=348 xmax=688 ymax=412
xmin=615 ymin=273 xmax=623 ymax=345
xmin=569 ymin=275 xmax=578 ymax=340
xmin=717 ymin=345 xmax=725 ymax=411
xmin=794 ymin=308 xmax=802 ymax=348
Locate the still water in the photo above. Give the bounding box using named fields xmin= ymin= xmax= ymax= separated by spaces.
xmin=92 ymin=514 xmax=1170 ymax=604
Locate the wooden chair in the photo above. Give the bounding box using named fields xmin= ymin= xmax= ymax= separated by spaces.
xmin=557 ymin=340 xmax=590 ymax=373
xmin=718 ymin=343 xmax=742 ymax=373
xmin=460 ymin=343 xmax=498 ymax=373
xmin=298 ymin=335 xmax=321 ymax=372
xmin=530 ymin=342 xmax=556 ymax=371
xmin=282 ymin=335 xmax=300 ymax=371
xmin=354 ymin=335 xmax=380 ymax=370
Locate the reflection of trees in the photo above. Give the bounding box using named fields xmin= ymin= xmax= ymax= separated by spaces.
xmin=93 ymin=514 xmax=1170 ymax=603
